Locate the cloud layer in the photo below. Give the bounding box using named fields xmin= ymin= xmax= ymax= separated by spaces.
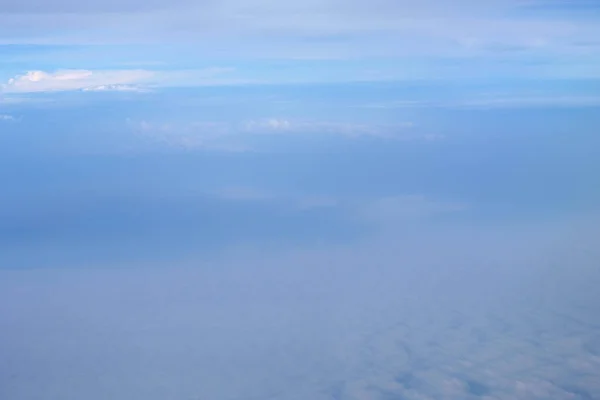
xmin=1 ymin=0 xmax=599 ymax=61
xmin=1 ymin=70 xmax=154 ymax=93
xmin=0 ymin=68 xmax=243 ymax=93
xmin=129 ymin=118 xmax=421 ymax=151
xmin=2 ymin=214 xmax=599 ymax=400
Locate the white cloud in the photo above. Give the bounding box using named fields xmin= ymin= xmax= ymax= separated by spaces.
xmin=361 ymin=95 xmax=600 ymax=110
xmin=0 ymin=114 xmax=17 ymax=122
xmin=359 ymin=100 xmax=430 ymax=109
xmin=81 ymin=84 xmax=150 ymax=92
xmin=1 ymin=69 xmax=155 ymax=93
xmin=132 ymin=120 xmax=210 ymax=149
xmin=242 ymin=118 xmax=415 ymax=138
xmin=0 ymin=67 xmax=248 ymax=93
xmin=244 ymin=118 xmax=293 ymax=132
xmin=1 ymin=0 xmax=598 ymax=62
xmin=129 ymin=118 xmax=429 ymax=151
xmin=1 ymin=68 xmax=241 ymax=93
xmin=129 ymin=119 xmax=249 ymax=152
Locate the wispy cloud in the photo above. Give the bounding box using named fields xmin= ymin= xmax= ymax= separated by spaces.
xmin=210 ymin=188 xmax=465 ymax=220
xmin=454 ymin=95 xmax=600 ymax=109
xmin=1 ymin=0 xmax=599 ymax=62
xmin=1 ymin=68 xmax=242 ymax=93
xmin=0 ymin=114 xmax=16 ymax=122
xmin=129 ymin=120 xmax=248 ymax=152
xmin=242 ymin=118 xmax=415 ymax=138
xmin=360 ymin=95 xmax=600 ymax=110
xmin=1 ymin=69 xmax=154 ymax=93
xmin=81 ymin=84 xmax=151 ymax=93
xmin=0 ymin=67 xmax=248 ymax=93
xmin=129 ymin=118 xmax=422 ymax=151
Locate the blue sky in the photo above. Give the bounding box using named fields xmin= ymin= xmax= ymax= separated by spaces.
xmin=1 ymin=1 xmax=600 ymax=399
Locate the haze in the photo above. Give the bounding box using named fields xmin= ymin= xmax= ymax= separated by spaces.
xmin=1 ymin=1 xmax=600 ymax=399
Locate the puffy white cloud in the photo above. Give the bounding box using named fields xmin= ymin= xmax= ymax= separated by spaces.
xmin=1 ymin=69 xmax=154 ymax=93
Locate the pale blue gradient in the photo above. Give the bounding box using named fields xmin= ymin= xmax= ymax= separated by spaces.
xmin=1 ymin=1 xmax=600 ymax=399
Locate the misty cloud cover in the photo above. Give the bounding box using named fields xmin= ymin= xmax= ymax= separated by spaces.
xmin=1 ymin=0 xmax=600 ymax=399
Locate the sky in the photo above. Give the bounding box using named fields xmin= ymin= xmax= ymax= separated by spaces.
xmin=1 ymin=1 xmax=600 ymax=399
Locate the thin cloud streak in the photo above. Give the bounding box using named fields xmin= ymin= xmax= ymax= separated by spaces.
xmin=1 ymin=68 xmax=239 ymax=93
xmin=0 ymin=0 xmax=599 ymax=61
xmin=359 ymin=95 xmax=600 ymax=110
xmin=129 ymin=118 xmax=422 ymax=150
xmin=2 ymin=69 xmax=154 ymax=93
